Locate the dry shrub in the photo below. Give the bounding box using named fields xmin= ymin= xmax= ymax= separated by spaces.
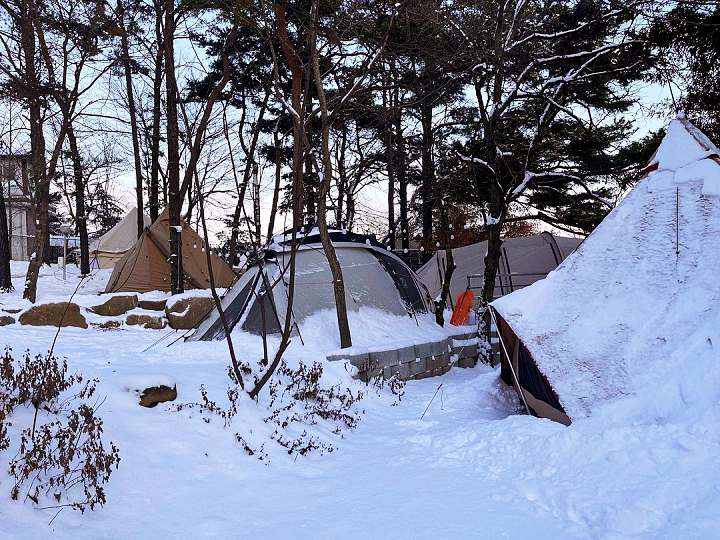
xmin=174 ymin=359 xmax=368 ymax=460
xmin=264 ymin=360 xmax=365 ymax=456
xmin=0 ymin=349 xmax=120 ymax=512
xmin=370 ymin=370 xmax=406 ymax=403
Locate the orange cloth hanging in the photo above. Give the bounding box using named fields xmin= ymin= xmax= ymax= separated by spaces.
xmin=450 ymin=290 xmax=475 ymax=326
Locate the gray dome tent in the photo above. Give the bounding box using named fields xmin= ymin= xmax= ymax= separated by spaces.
xmin=189 ymin=228 xmax=433 ymax=341
xmin=417 ymin=232 xmax=582 ymax=302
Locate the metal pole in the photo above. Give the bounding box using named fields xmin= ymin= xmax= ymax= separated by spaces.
xmin=489 ymin=307 xmax=531 ymax=415
xmin=63 ymin=234 xmax=67 ymax=280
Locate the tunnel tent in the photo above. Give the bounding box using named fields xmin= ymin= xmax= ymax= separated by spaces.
xmin=491 ymin=114 xmax=720 ymax=425
xmin=104 ymin=208 xmax=236 ymax=293
xmin=417 ymin=232 xmax=582 ymax=301
xmin=90 ymin=208 xmax=151 ymax=269
xmin=188 ymin=227 xmax=433 ymax=341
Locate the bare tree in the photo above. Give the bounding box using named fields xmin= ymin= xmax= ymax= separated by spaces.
xmin=309 ymin=0 xmax=351 ymax=348
xmin=115 ymin=0 xmax=145 ymax=237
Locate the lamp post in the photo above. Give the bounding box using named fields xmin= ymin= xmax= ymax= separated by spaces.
xmin=59 ymin=224 xmax=73 ymax=280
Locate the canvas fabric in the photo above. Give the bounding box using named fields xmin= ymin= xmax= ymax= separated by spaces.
xmin=90 ymin=208 xmax=151 ymax=269
xmin=417 ymin=233 xmax=582 ymax=301
xmin=104 ymin=208 xmax=235 ymax=293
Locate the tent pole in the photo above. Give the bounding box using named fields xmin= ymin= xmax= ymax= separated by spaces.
xmin=489 ymin=307 xmax=531 ymax=416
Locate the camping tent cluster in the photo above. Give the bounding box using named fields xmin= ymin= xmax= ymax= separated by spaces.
xmin=104 ymin=209 xmax=236 ymax=293
xmin=417 ymin=232 xmax=581 ymax=302
xmin=491 ymin=114 xmax=720 ymax=425
xmin=190 ymin=228 xmax=432 ymax=341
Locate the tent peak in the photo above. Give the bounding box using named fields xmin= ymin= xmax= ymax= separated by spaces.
xmin=647 ymin=116 xmax=720 ymax=173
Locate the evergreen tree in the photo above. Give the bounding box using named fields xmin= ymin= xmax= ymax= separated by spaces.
xmin=649 ymin=1 xmax=720 ymax=141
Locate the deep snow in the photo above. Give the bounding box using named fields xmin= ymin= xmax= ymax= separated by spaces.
xmin=1 ymin=255 xmax=719 ymax=538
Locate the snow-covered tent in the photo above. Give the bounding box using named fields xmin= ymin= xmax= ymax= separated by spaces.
xmin=491 ymin=114 xmax=720 ymax=425
xmin=90 ymin=208 xmax=151 ymax=269
xmin=417 ymin=232 xmax=581 ymax=301
xmin=105 ymin=208 xmax=236 ymax=293
xmin=189 ymin=228 xmax=433 ymax=341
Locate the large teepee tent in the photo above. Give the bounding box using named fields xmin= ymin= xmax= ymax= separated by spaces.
xmin=491 ymin=115 xmax=720 ymax=425
xmin=417 ymin=232 xmax=581 ymax=301
xmin=90 ymin=208 xmax=151 ymax=269
xmin=104 ymin=209 xmax=236 ymax=293
xmin=189 ymin=228 xmax=432 ymax=341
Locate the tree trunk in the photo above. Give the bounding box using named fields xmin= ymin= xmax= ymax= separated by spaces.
xmin=194 ymin=160 xmax=244 ymax=389
xmin=164 ymin=0 xmax=182 ymax=294
xmin=67 ymin=127 xmax=90 ymax=275
xmin=228 ymin=89 xmax=268 ymax=262
xmin=434 ymin=201 xmax=455 ymax=326
xmin=345 ymin=187 xmax=355 ymax=231
xmin=420 ymin=102 xmax=434 ymax=245
xmin=149 ymin=0 xmax=164 ymax=222
xmin=304 ymin=148 xmax=315 ymax=221
xmin=249 ymin=0 xmax=304 ymax=399
xmin=335 ymin=127 xmax=347 ymax=227
xmin=383 ymin=85 xmax=395 ymax=249
xmin=310 ymin=6 xmax=352 ymax=348
xmin=302 ymin=88 xmax=315 ymax=222
xmin=117 ymin=0 xmax=144 ymax=238
xmin=395 ymin=106 xmax=408 ymax=249
xmin=0 ymin=185 xmax=12 ymax=291
xmin=21 ymin=0 xmax=49 ymax=303
xmin=177 ymin=27 xmax=238 ymax=206
xmin=265 ymin=128 xmax=282 ymax=245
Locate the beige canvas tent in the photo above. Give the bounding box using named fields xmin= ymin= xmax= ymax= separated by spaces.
xmin=105 ymin=209 xmax=236 ymax=293
xmin=417 ymin=232 xmax=582 ymax=302
xmin=90 ymin=208 xmax=151 ymax=269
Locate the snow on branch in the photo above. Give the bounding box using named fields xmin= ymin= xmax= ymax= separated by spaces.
xmin=457 ymin=151 xmax=496 ymax=175
xmin=536 ymin=40 xmax=639 ymax=65
xmin=508 ymin=9 xmax=623 ymax=51
xmin=509 ymin=170 xmax=613 ymax=209
xmin=496 ymin=40 xmax=637 ymax=119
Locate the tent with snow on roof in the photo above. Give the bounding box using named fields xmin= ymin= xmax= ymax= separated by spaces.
xmin=104 ymin=208 xmax=236 ymax=293
xmin=417 ymin=232 xmax=582 ymax=302
xmin=490 ymin=114 xmax=720 ymax=425
xmin=90 ymin=208 xmax=151 ymax=269
xmin=188 ymin=227 xmax=433 ymax=341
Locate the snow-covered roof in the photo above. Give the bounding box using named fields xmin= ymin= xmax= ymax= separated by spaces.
xmin=492 ymin=115 xmax=720 ymax=419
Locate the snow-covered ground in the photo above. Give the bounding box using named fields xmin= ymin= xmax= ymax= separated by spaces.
xmin=1 ymin=262 xmax=719 ymax=539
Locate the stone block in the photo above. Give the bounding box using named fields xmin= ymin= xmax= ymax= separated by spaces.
xmin=409 ymin=358 xmax=427 ymax=376
xmin=414 ymin=341 xmax=433 ymax=359
xmin=165 ymin=297 xmax=215 ymax=329
xmin=369 ymin=348 xmax=399 ymax=369
xmin=89 ymin=295 xmax=138 ymax=317
xmin=138 ymin=298 xmax=167 ymax=311
xmin=126 ymin=314 xmax=166 ymax=329
xmin=19 ymin=302 xmax=87 ymax=329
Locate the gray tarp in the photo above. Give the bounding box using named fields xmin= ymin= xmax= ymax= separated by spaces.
xmin=417 ymin=232 xmax=582 ymax=301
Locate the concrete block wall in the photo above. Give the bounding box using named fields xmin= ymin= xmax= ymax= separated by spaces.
xmin=326 ymin=329 xmax=480 ymax=382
